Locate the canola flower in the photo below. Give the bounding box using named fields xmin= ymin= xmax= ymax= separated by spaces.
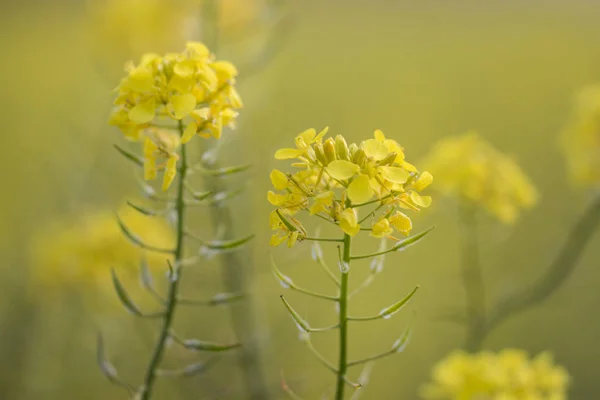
xmin=109 ymin=41 xmax=242 ymax=191
xmin=421 ymin=131 xmax=538 ymax=224
xmin=268 ymin=128 xmax=433 ymax=247
xmin=559 ymin=84 xmax=600 ymax=187
xmin=269 ymin=128 xmax=433 ymax=400
xmin=30 ymin=204 xmax=174 ymax=299
xmin=421 ymin=349 xmax=570 ymax=400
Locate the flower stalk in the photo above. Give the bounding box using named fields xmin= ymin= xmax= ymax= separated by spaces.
xmin=139 ymin=121 xmax=188 ymax=400
xmin=335 ymin=232 xmax=351 ymax=400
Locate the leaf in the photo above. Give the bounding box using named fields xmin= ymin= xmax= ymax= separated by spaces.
xmin=379 ymin=286 xmax=419 ymax=319
xmin=111 ymin=269 xmax=163 ymax=318
xmin=114 ymin=144 xmax=143 ymax=166
xmin=391 ymin=226 xmax=435 ymax=252
xmin=280 ymin=296 xmax=311 ymax=332
xmin=179 ymin=338 xmax=241 ymax=352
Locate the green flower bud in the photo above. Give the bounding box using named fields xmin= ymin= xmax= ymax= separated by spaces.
xmin=323 ymin=138 xmax=337 ymax=164
xmin=313 ymin=143 xmax=328 ymax=165
xmin=335 ymin=135 xmax=350 ymax=160
xmin=352 ymin=148 xmax=367 ymax=168
xmin=378 ymin=151 xmax=397 ymax=166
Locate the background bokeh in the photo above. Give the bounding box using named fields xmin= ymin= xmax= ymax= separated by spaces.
xmin=1 ymin=0 xmax=600 ymax=398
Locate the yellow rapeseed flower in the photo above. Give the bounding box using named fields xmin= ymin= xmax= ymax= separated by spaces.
xmin=109 ymin=42 xmax=242 ymax=190
xmin=559 ymin=84 xmax=600 ymax=187
xmin=268 ymin=128 xmax=432 ymax=246
xmin=29 ymin=204 xmax=175 ymax=305
xmin=421 ymin=131 xmax=538 ymax=224
xmin=420 ymin=349 xmax=570 ymax=400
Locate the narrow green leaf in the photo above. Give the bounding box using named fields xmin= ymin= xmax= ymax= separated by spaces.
xmin=391 ymin=226 xmax=435 ymax=252
xmin=180 ymin=338 xmax=241 ymax=352
xmin=203 ymin=233 xmax=255 ymax=250
xmin=280 ymin=296 xmax=311 ymax=332
xmin=391 ymin=321 xmax=413 ymax=353
xmin=202 ymin=163 xmax=251 ymax=177
xmin=379 ymin=286 xmax=419 ymax=319
xmin=114 ymin=144 xmax=143 ymax=166
xmin=270 ymin=254 xmax=293 ymax=288
xmin=116 ymin=213 xmax=174 ymax=254
xmin=111 ymin=269 xmax=163 ymax=318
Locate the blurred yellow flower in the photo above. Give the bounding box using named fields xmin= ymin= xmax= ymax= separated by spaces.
xmin=421 ymin=131 xmax=538 ymax=224
xmin=29 ymin=204 xmax=174 ymax=302
xmin=268 ymin=128 xmax=432 ymax=246
xmin=109 ymin=41 xmax=242 ymax=190
xmin=420 ymin=349 xmax=570 ymax=400
xmin=559 ymin=84 xmax=600 ymax=187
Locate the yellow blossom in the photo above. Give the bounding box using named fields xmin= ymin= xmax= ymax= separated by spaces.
xmin=421 ymin=131 xmax=538 ymax=224
xmin=268 ymin=128 xmax=432 ymax=245
xmin=420 ymin=349 xmax=570 ymax=400
xmin=559 ymin=84 xmax=600 ymax=187
xmin=109 ymin=41 xmax=242 ymax=191
xmin=29 ymin=204 xmax=174 ymax=306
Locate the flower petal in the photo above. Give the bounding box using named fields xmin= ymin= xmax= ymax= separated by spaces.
xmin=379 ymin=166 xmax=409 ymax=184
xmin=339 ymin=208 xmax=360 ymax=236
xmin=162 ymin=155 xmax=178 ymax=191
xmin=389 ymin=211 xmax=412 ymax=235
xmin=347 ymin=174 xmax=373 ymax=204
xmin=129 ymin=99 xmax=156 ymax=124
xmin=413 ymin=171 xmax=433 ymax=191
xmin=181 ymin=121 xmax=198 ymax=144
xmin=170 ymin=93 xmax=197 ymax=119
xmin=270 ymin=169 xmax=289 ymax=190
xmin=362 ymin=139 xmax=389 ymax=160
xmin=410 ymin=191 xmax=432 ymax=208
xmin=326 ymin=160 xmax=360 ymax=180
xmin=274 ymin=148 xmax=305 ymax=160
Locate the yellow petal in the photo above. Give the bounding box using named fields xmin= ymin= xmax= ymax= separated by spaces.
xmin=270 ymin=234 xmax=285 ymax=247
xmin=362 ymin=139 xmax=389 ymax=160
xmin=186 ymin=42 xmax=210 ymax=58
xmin=181 ymin=121 xmax=198 ymax=144
xmin=287 ymin=231 xmax=299 ymax=247
xmin=379 ymin=166 xmax=409 ymax=184
xmin=144 ymin=158 xmax=157 ymax=180
xmin=339 ymin=208 xmax=360 ymax=236
xmin=315 ymin=191 xmax=334 ymax=206
xmin=413 ymin=171 xmax=433 ymax=191
xmin=314 ymin=126 xmax=329 ymax=143
xmin=211 ymin=61 xmax=238 ymax=81
xmin=170 ymin=93 xmax=196 ymax=119
xmin=374 ymin=129 xmax=386 ymax=142
xmin=371 ymin=217 xmax=392 ymax=238
xmin=326 ymin=160 xmax=360 ymax=180
xmin=270 ymin=169 xmax=289 ymax=190
xmin=267 ymin=191 xmax=288 ymax=206
xmin=143 ymin=137 xmax=158 ymax=157
xmin=274 ymin=148 xmax=305 ymax=160
xmin=162 ymin=155 xmax=178 ymax=191
xmin=173 ymin=60 xmax=196 ymax=79
xmin=128 ymin=99 xmax=156 ymax=124
xmin=128 ymin=67 xmax=154 ymax=92
xmin=297 ymin=128 xmax=316 ymax=144
xmin=389 ymin=211 xmax=412 ymax=235
xmin=347 ymin=174 xmax=373 ymax=204
xmin=410 ymin=191 xmax=432 ymax=208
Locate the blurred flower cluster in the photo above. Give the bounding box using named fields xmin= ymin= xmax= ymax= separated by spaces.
xmin=268 ymin=128 xmax=433 ymax=246
xmin=421 ymin=349 xmax=570 ymax=400
xmin=421 ymin=131 xmax=538 ymax=224
xmin=560 ymin=84 xmax=600 ymax=187
xmin=30 ymin=204 xmax=174 ymax=300
xmin=109 ymin=42 xmax=242 ymax=190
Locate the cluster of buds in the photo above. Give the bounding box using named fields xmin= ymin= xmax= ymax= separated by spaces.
xmin=421 ymin=131 xmax=538 ymax=224
xmin=109 ymin=42 xmax=243 ymax=191
xmin=268 ymin=128 xmax=433 ymax=246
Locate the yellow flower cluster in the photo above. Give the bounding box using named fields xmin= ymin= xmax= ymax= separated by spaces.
xmin=559 ymin=84 xmax=600 ymax=187
xmin=30 ymin=205 xmax=174 ymax=299
xmin=109 ymin=42 xmax=243 ymax=190
xmin=421 ymin=132 xmax=538 ymax=224
xmin=421 ymin=349 xmax=570 ymax=400
xmin=268 ymin=128 xmax=433 ymax=247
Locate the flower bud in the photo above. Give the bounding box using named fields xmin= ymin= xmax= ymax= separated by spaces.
xmin=335 ymin=135 xmax=350 ymax=160
xmin=352 ymin=148 xmax=367 ymax=168
xmin=348 ymin=143 xmax=359 ymax=158
xmin=378 ymin=151 xmax=397 ymax=166
xmin=313 ymin=143 xmax=328 ymax=165
xmin=323 ymin=138 xmax=337 ymax=164
xmin=305 ymin=147 xmax=317 ymax=164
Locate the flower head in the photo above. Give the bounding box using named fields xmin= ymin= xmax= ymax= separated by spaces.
xmin=421 ymin=131 xmax=538 ymax=224
xmin=559 ymin=84 xmax=600 ymax=187
xmin=268 ymin=128 xmax=432 ymax=246
xmin=109 ymin=42 xmax=242 ymax=190
xmin=29 ymin=204 xmax=174 ymax=306
xmin=420 ymin=349 xmax=570 ymax=400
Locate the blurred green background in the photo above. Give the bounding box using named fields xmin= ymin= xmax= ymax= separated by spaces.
xmin=1 ymin=0 xmax=599 ymax=398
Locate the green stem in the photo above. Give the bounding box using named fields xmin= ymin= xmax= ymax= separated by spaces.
xmin=139 ymin=121 xmax=188 ymax=400
xmin=335 ymin=233 xmax=351 ymax=400
xmin=459 ymin=202 xmax=487 ymax=352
